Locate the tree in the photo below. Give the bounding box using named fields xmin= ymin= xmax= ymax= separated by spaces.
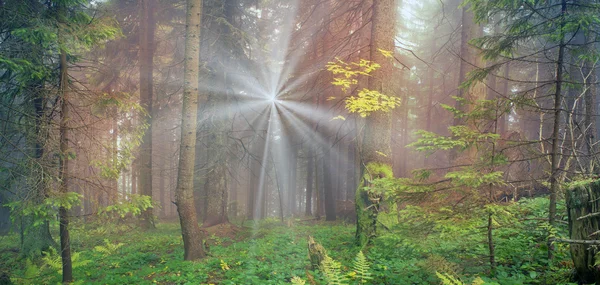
xmin=355 ymin=0 xmax=397 ymax=247
xmin=138 ymin=0 xmax=156 ymax=229
xmin=175 ymin=0 xmax=206 ymax=261
xmin=57 ymin=1 xmax=73 ymax=280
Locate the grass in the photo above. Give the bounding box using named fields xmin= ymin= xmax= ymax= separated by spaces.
xmin=0 ymin=219 xmax=356 ymax=284
xmin=0 ymin=198 xmax=577 ymax=284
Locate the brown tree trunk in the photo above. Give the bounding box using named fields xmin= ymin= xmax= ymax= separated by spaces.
xmin=323 ymin=146 xmax=336 ymax=221
xmin=175 ymin=0 xmax=205 ymax=261
xmin=58 ymin=31 xmax=73 ymax=283
xmin=138 ymin=0 xmax=156 ymax=229
xmin=548 ymin=0 xmax=567 ymax=261
xmin=355 ymin=0 xmax=395 ymax=246
xmin=305 ymin=147 xmax=314 ymax=216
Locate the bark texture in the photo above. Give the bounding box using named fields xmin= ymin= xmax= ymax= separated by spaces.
xmin=58 ymin=32 xmax=73 ymax=283
xmin=548 ymin=0 xmax=567 ymax=260
xmin=355 ymin=0 xmax=395 ymax=246
xmin=175 ymin=0 xmax=205 ymax=261
xmin=138 ymin=0 xmax=156 ymax=229
xmin=566 ymin=180 xmax=600 ymax=283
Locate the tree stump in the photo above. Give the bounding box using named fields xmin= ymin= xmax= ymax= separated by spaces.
xmin=567 ymin=180 xmax=600 ymax=283
xmin=0 ymin=272 xmax=12 ymax=285
xmin=307 ymin=236 xmax=327 ymax=270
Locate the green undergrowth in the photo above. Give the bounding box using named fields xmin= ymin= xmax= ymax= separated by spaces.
xmin=0 ymin=197 xmax=575 ymax=284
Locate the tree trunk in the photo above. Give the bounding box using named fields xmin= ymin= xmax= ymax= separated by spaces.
xmin=203 ymin=160 xmax=229 ymax=227
xmin=316 ymin=153 xmax=323 ymax=219
xmin=584 ymin=36 xmax=597 ymax=172
xmin=323 ymin=146 xmax=336 ymax=221
xmin=138 ymin=0 xmax=156 ymax=229
xmin=355 ymin=0 xmax=395 ymax=247
xmin=305 ymin=147 xmax=314 ymax=216
xmin=58 ymin=32 xmax=73 ymax=283
xmin=548 ymin=0 xmax=567 ymax=261
xmin=288 ymin=147 xmax=298 ymax=216
xmin=22 ymin=83 xmax=54 ymax=256
xmin=175 ymin=0 xmax=205 ymax=261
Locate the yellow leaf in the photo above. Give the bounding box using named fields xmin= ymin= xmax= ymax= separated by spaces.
xmin=376 ymin=151 xmax=388 ymax=157
xmin=326 ymin=96 xmax=337 ymax=101
xmin=378 ymin=48 xmax=393 ymax=59
xmin=331 ymin=115 xmax=346 ymax=121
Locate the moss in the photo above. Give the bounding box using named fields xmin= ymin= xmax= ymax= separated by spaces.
xmin=307 ymin=236 xmax=328 ymax=270
xmin=364 ymin=162 xmax=393 ymax=180
xmin=355 ymin=162 xmax=395 ymax=247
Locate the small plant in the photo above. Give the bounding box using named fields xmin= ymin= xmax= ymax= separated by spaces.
xmin=436 ymin=272 xmax=485 ymax=285
xmin=351 ymin=251 xmax=372 ymax=283
xmin=220 ymin=259 xmax=230 ymax=271
xmin=322 ymin=255 xmax=349 ymax=285
xmin=94 ymin=239 xmax=124 ymax=256
xmin=42 ymin=248 xmax=91 ymax=273
xmin=290 ymin=276 xmax=306 ymax=285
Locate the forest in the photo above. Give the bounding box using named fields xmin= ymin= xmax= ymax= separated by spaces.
xmin=2 ymin=0 xmax=600 ymax=284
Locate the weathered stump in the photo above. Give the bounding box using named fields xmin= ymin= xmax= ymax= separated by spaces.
xmin=567 ymin=180 xmax=600 ymax=283
xmin=308 ymin=236 xmax=327 ymax=270
xmin=0 ymin=272 xmax=13 ymax=285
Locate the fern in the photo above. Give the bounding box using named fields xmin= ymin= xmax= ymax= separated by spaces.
xmin=41 ymin=248 xmax=91 ymax=273
xmin=94 ymin=239 xmax=124 ymax=255
xmin=352 ymin=251 xmax=372 ymax=283
xmin=41 ymin=248 xmax=62 ymax=271
xmin=322 ymin=255 xmax=348 ymax=285
xmin=436 ymin=272 xmax=485 ymax=285
xmin=290 ymin=276 xmax=306 ymax=285
xmin=23 ymin=259 xmax=40 ymax=281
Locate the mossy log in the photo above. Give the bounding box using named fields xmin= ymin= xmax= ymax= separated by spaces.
xmin=308 ymin=236 xmax=327 ymax=270
xmin=567 ymin=180 xmax=600 ymax=283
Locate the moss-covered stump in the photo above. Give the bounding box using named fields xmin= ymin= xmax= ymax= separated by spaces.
xmin=567 ymin=180 xmax=600 ymax=283
xmin=0 ymin=272 xmax=12 ymax=285
xmin=355 ymin=163 xmax=397 ymax=247
xmin=308 ymin=236 xmax=327 ymax=270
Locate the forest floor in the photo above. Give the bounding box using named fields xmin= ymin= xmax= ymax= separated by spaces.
xmin=0 ymin=197 xmax=578 ymax=284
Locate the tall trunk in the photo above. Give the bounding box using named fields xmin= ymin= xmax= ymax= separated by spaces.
xmin=323 ymin=146 xmax=336 ymax=221
xmin=584 ymin=36 xmax=597 ymax=172
xmin=288 ymin=147 xmax=298 ymax=216
xmin=203 ymin=159 xmax=229 ymax=227
xmin=111 ymin=117 xmax=118 ymax=204
xmin=548 ymin=0 xmax=567 ymax=261
xmin=452 ymin=5 xmax=474 ymax=128
xmin=346 ymin=139 xmax=356 ymax=201
xmin=499 ymin=64 xmax=509 ymax=135
xmin=175 ymin=0 xmax=205 ymax=261
xmin=316 ymin=154 xmax=323 ymax=219
xmin=355 ymin=0 xmax=395 ymax=246
xmin=58 ymin=31 xmax=73 ymax=283
xmin=305 ymin=147 xmax=314 ymax=216
xmin=424 ymin=30 xmax=436 ymax=166
xmin=22 ymin=83 xmax=55 ymax=256
xmin=139 ymin=0 xmax=156 ymax=229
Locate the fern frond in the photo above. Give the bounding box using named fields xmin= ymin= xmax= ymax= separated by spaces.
xmin=322 ymin=255 xmax=349 ymax=285
xmin=41 ymin=249 xmax=62 ymax=272
xmin=290 ymin=276 xmax=306 ymax=285
xmin=24 ymin=259 xmax=40 ymax=280
xmin=94 ymin=239 xmax=124 ymax=255
xmin=352 ymin=251 xmax=372 ymax=283
xmin=435 ymin=272 xmax=464 ymax=285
